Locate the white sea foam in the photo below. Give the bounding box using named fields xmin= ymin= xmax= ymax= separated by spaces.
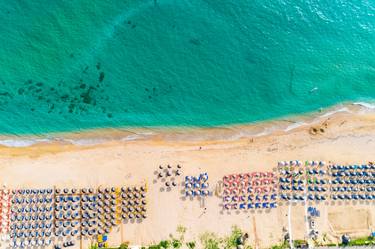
xmin=0 ymin=139 xmax=49 ymax=147
xmin=353 ymin=102 xmax=375 ymax=110
xmin=0 ymin=102 xmax=374 ymax=147
xmin=318 ymin=107 xmax=350 ymax=118
xmin=284 ymin=122 xmax=307 ymax=132
xmin=66 ymin=138 xmax=110 ymax=146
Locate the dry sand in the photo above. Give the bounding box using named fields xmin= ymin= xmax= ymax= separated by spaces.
xmin=0 ymin=104 xmax=375 ymax=248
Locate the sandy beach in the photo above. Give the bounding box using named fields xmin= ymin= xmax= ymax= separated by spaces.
xmin=1 ymin=103 xmax=375 ymax=248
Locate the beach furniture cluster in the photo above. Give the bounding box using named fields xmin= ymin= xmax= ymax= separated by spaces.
xmin=306 ymin=161 xmax=329 ymax=201
xmin=0 ymin=184 xmax=147 ymax=248
xmin=97 ymin=187 xmax=119 ymax=234
xmin=80 ymin=188 xmax=98 ymax=236
xmin=0 ymin=188 xmax=11 ymax=237
xmin=9 ymin=189 xmax=53 ymax=248
xmin=1 ymin=160 xmax=375 ymax=248
xmin=156 ymin=164 xmax=183 ymax=189
xmin=277 ymin=161 xmax=375 ymax=203
xmin=54 ymin=188 xmax=97 ymax=238
xmin=330 ymin=163 xmax=375 ymax=201
xmin=278 ymin=161 xmax=306 ymax=201
xmin=222 ymin=172 xmax=277 ymax=210
xmin=116 ymin=185 xmax=147 ymax=221
xmin=250 ymin=172 xmax=277 ymax=208
xmin=185 ymin=173 xmax=210 ymax=197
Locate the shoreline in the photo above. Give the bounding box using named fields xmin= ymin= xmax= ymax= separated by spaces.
xmin=0 ymin=101 xmax=374 ymax=148
xmin=1 ymin=102 xmax=375 ymax=248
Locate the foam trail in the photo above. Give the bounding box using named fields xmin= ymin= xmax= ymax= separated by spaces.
xmin=64 ymin=2 xmax=153 ymax=78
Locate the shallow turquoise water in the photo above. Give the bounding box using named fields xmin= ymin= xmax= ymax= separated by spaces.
xmin=0 ymin=0 xmax=374 ymax=134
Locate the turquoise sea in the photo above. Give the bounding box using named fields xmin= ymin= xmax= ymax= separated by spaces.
xmin=0 ymin=0 xmax=374 ymax=134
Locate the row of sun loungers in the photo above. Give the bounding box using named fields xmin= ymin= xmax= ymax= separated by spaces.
xmin=224 ymin=202 xmax=278 ymax=210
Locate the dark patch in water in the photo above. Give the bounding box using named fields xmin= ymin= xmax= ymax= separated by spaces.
xmin=96 ymin=62 xmax=101 ymax=70
xmin=99 ymin=72 xmax=105 ymax=82
xmin=80 ymin=87 xmax=94 ymax=104
xmin=18 ymin=88 xmax=25 ymax=95
xmin=0 ymin=92 xmax=12 ymax=97
xmin=82 ymin=66 xmax=89 ymax=73
xmin=189 ymin=38 xmax=201 ymax=46
xmin=61 ymin=94 xmax=69 ymax=102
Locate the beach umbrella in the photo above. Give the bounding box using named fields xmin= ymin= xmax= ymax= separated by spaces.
xmin=201 ymin=173 xmax=208 ymax=181
xmin=121 ymin=187 xmax=127 ymax=193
